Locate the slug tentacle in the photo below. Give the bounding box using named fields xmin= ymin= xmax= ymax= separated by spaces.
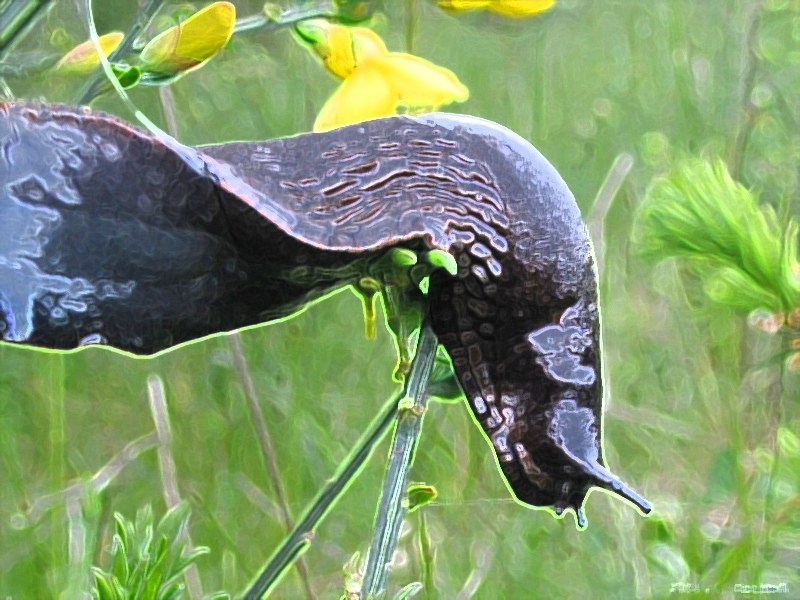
xmin=0 ymin=102 xmax=650 ymax=524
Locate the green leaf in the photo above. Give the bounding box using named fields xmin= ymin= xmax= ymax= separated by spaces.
xmin=110 ymin=63 xmax=141 ymax=89
xmin=426 ymin=345 xmax=462 ymax=402
xmin=110 ymin=576 xmax=126 ymax=599
xmin=139 ymin=537 xmax=168 ymax=600
xmin=640 ymin=515 xmax=673 ymax=543
xmin=137 ymin=522 xmax=154 ymax=562
xmin=174 ymin=545 xmax=210 ymax=572
xmin=111 ymin=535 xmax=129 ymax=584
xmin=159 ymin=583 xmax=185 ymax=600
xmin=393 ymin=581 xmax=423 ymax=599
xmin=138 ymin=71 xmax=185 ymax=86
xmin=135 ymin=505 xmax=153 ymax=533
xmin=407 ymin=484 xmax=438 ymax=512
xmin=155 ymin=502 xmax=191 ymax=544
xmin=704 ymin=446 xmax=737 ymax=503
xmin=703 ymin=266 xmax=781 ymax=312
xmin=681 ymin=517 xmax=707 ymax=576
xmin=113 ymin=513 xmax=129 ymax=554
xmin=778 ymin=427 xmax=800 ymax=456
xmin=126 ymin=557 xmax=149 ymax=599
xmin=709 ymin=534 xmax=753 ymax=589
xmin=92 ymin=570 xmax=117 ymax=600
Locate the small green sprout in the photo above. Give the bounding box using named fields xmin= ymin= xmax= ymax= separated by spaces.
xmin=92 ymin=503 xmax=208 ymax=600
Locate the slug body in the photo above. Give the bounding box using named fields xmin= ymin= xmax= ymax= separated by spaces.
xmin=0 ymin=103 xmax=650 ymax=525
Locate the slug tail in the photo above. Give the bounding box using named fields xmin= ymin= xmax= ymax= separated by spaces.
xmin=573 ymin=458 xmax=652 ymax=515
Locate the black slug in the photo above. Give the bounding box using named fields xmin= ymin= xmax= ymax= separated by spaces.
xmin=0 ymin=102 xmax=650 ymax=526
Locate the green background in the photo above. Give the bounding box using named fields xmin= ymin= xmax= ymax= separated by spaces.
xmin=2 ymin=0 xmax=799 ymax=597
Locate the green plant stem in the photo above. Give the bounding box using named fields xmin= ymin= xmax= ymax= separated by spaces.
xmin=234 ymin=1 xmax=337 ymax=35
xmin=75 ymin=0 xmax=167 ymax=104
xmin=229 ymin=332 xmax=317 ymax=600
xmin=241 ymin=318 xmax=438 ymax=600
xmin=362 ymin=322 xmax=438 ymax=598
xmin=588 ymin=152 xmax=633 ymax=282
xmin=147 ymin=375 xmax=203 ymax=600
xmin=157 ymin=84 xmax=179 ymax=135
xmin=46 ymin=353 xmax=66 ymax=595
xmin=404 ymin=0 xmax=417 ymax=54
xmin=240 ymin=394 xmax=398 ymax=600
xmin=418 ymin=511 xmax=435 ymax=600
xmin=0 ymin=0 xmax=54 ymax=59
xmin=727 ymin=0 xmax=765 ymax=182
xmin=152 ymin=78 xmax=315 ymax=598
xmin=74 ymin=0 xmax=336 ymax=104
xmin=23 ymin=432 xmax=158 ymax=524
xmin=752 ymin=340 xmax=791 ymax=581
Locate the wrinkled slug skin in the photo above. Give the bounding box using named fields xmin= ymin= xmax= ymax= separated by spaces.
xmin=0 ymin=103 xmax=650 ymax=522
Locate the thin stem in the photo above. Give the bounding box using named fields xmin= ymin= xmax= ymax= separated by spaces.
xmin=24 ymin=432 xmax=158 ymax=524
xmin=74 ymin=0 xmax=337 ymax=104
xmin=158 ymin=85 xmax=179 ymax=136
xmin=404 ymin=0 xmax=418 ymax=55
xmin=0 ymin=0 xmax=54 ymax=59
xmin=143 ymin=0 xmax=182 ymax=140
xmin=233 ymin=1 xmax=337 ymax=35
xmin=75 ymin=0 xmax=167 ymax=104
xmin=240 ymin=394 xmax=399 ymax=600
xmin=753 ymin=340 xmax=791 ymax=580
xmin=588 ymin=152 xmax=634 ymax=282
xmin=46 ymin=354 xmax=66 ymax=595
xmin=147 ymin=375 xmax=203 ymax=600
xmin=418 ymin=511 xmax=435 ymax=600
xmin=726 ymin=0 xmax=765 ymax=182
xmin=229 ymin=332 xmax=316 ymax=600
xmin=362 ymin=322 xmax=438 ymax=598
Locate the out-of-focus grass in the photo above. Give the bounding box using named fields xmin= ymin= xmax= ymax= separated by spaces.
xmin=1 ymin=0 xmax=799 ymax=598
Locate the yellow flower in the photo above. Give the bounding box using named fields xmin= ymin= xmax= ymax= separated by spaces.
xmin=56 ymin=32 xmax=124 ymax=74
xmin=438 ymin=0 xmax=555 ymax=17
xmin=296 ymin=20 xmax=469 ymax=132
xmin=140 ymin=2 xmax=235 ymax=77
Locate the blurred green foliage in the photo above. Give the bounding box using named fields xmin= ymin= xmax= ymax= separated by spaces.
xmin=638 ymin=159 xmax=800 ymax=314
xmin=2 ymin=0 xmax=800 ymax=598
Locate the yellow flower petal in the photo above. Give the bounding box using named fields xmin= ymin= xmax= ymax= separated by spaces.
xmin=489 ymin=0 xmax=554 ymax=17
xmin=314 ymin=66 xmax=396 ymax=131
xmin=438 ymin=0 xmax=554 ymax=17
xmin=56 ymin=32 xmax=123 ymax=74
xmin=438 ymin=0 xmax=491 ymax=10
xmin=296 ymin=21 xmax=387 ymax=79
xmin=350 ymin=27 xmax=388 ymax=62
xmin=296 ymin=20 xmax=357 ymax=78
xmin=302 ymin=21 xmax=468 ymax=129
xmin=378 ymin=53 xmax=469 ymax=108
xmin=140 ymin=2 xmax=235 ymax=75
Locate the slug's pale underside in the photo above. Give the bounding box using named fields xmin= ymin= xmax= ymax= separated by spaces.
xmin=0 ymin=103 xmax=650 ymax=527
